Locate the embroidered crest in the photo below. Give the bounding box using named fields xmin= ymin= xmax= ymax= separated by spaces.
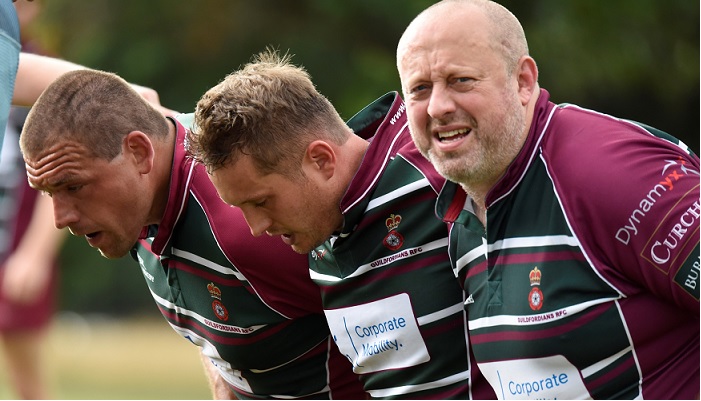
xmin=212 ymin=300 xmax=229 ymax=321
xmin=529 ymin=266 xmax=541 ymax=286
xmin=207 ymin=282 xmax=222 ymax=300
xmin=529 ymin=287 xmax=544 ymax=311
xmin=528 ymin=267 xmax=544 ymax=311
xmin=383 ymin=214 xmax=404 ymax=251
xmin=311 ymin=249 xmax=327 ymax=261
xmin=207 ymin=282 xmax=228 ymax=321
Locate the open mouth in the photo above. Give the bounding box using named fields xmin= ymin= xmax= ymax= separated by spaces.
xmin=84 ymin=232 xmax=102 ymax=247
xmin=437 ymin=128 xmax=470 ymax=143
xmin=281 ymin=233 xmax=294 ymax=246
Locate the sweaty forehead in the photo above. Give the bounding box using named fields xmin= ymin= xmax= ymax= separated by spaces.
xmin=25 ymin=141 xmax=95 ymax=190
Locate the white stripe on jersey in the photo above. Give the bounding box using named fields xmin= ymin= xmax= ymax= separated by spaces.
xmin=309 ymin=237 xmax=449 ymax=283
xmin=364 ymin=177 xmax=431 ymax=212
xmin=172 ymin=247 xmax=247 ymax=281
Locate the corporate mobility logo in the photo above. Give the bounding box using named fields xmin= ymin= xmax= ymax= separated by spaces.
xmin=324 ymin=293 xmax=430 ymax=374
xmin=614 ymin=157 xmax=699 ymax=270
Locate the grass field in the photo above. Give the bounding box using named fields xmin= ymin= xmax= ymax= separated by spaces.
xmin=0 ymin=313 xmax=212 ymax=400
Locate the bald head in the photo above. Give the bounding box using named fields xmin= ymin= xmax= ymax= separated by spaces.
xmin=395 ymin=0 xmax=538 ymax=200
xmin=397 ymin=0 xmax=528 ymax=77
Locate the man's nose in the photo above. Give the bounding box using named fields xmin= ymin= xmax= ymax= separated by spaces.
xmin=242 ymin=210 xmax=272 ymax=238
xmin=53 ymin=198 xmax=79 ymax=230
xmin=427 ymin=85 xmax=457 ymax=119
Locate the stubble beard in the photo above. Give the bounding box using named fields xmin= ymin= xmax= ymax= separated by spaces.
xmin=419 ymin=96 xmax=526 ymax=194
xmin=289 ymin=172 xmax=342 ymax=255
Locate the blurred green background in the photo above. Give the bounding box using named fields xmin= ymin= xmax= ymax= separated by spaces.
xmin=3 ymin=0 xmax=698 ymax=398
xmin=34 ymin=0 xmax=697 ymax=318
xmin=31 ymin=0 xmax=699 ymax=314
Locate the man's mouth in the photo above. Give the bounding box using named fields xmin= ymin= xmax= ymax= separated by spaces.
xmin=437 ymin=128 xmax=470 ymax=142
xmin=84 ymin=231 xmax=102 ymax=247
xmin=281 ymin=233 xmax=294 ymax=246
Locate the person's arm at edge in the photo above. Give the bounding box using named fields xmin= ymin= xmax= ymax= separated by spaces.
xmin=0 ymin=193 xmax=65 ymax=304
xmin=13 ymin=53 xmax=85 ymax=107
xmin=200 ymin=351 xmax=237 ymax=399
xmin=13 ymin=53 xmax=178 ymax=116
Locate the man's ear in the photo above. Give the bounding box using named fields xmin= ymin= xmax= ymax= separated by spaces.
xmin=124 ymin=131 xmax=155 ymax=174
xmin=516 ymin=55 xmax=538 ymax=105
xmin=303 ymin=140 xmax=336 ymax=180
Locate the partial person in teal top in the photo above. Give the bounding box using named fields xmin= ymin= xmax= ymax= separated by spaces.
xmin=0 ymin=0 xmax=169 ymax=155
xmin=0 ymin=0 xmax=21 ymax=146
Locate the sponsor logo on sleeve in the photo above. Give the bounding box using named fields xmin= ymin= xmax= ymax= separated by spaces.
xmin=644 ymin=197 xmax=699 ymax=273
xmin=614 ymin=158 xmax=699 ymax=274
xmin=615 ymin=158 xmax=698 ymax=246
xmin=674 ymin=252 xmax=701 ymax=299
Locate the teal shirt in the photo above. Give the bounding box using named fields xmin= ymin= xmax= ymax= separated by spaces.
xmin=0 ymin=0 xmax=20 ymax=149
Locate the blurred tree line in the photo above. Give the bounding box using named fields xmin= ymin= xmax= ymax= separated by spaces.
xmin=23 ymin=0 xmax=699 ymax=315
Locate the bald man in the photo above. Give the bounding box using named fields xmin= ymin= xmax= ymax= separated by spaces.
xmin=397 ymin=0 xmax=699 ymax=399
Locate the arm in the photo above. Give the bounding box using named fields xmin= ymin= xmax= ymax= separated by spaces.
xmin=13 ymin=52 xmax=177 ymax=115
xmin=545 ymin=111 xmax=700 ymax=311
xmin=199 ymin=351 xmax=237 ymax=400
xmin=13 ymin=53 xmax=85 ymax=107
xmin=0 ymin=193 xmax=65 ymax=304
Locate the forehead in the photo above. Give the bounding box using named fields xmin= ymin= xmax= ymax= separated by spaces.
xmin=209 ymin=156 xmax=275 ymax=205
xmin=399 ymin=5 xmax=494 ymax=69
xmin=24 ymin=140 xmax=97 ymax=190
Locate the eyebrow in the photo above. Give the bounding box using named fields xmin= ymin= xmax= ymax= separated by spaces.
xmin=35 ymin=172 xmax=81 ymax=192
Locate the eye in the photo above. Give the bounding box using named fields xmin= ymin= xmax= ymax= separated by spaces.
xmin=254 ymin=199 xmax=267 ymax=207
xmin=66 ymin=184 xmax=83 ymax=193
xmin=408 ymin=83 xmax=430 ymax=95
xmin=452 ymin=77 xmax=476 ymax=88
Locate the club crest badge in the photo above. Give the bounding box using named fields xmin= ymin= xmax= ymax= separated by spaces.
xmin=311 ymin=248 xmax=327 ymax=261
xmin=528 ymin=266 xmax=543 ymax=311
xmin=383 ymin=214 xmax=404 ymax=251
xmin=208 ymin=282 xmax=229 ymax=321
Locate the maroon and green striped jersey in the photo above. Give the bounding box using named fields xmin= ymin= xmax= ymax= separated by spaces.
xmin=437 ymin=89 xmax=699 ymax=399
xmin=310 ymin=93 xmax=495 ymax=399
xmin=131 ymin=117 xmax=364 ymax=399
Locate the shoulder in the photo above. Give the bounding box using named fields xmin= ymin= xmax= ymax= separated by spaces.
xmin=397 ymin=141 xmax=446 ymax=194
xmin=541 ymin=105 xmax=697 ymax=197
xmin=540 ymin=106 xmax=699 ymax=306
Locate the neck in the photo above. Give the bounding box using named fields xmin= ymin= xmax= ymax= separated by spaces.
xmin=149 ymin=118 xmax=177 ymax=226
xmin=462 ymin=185 xmax=487 ymax=226
xmin=333 ymin=133 xmax=370 ymax=232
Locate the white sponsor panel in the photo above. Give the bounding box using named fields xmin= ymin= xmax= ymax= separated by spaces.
xmin=324 ymin=293 xmax=429 ymax=373
xmin=170 ymin=324 xmax=253 ymax=393
xmin=479 ymin=355 xmax=591 ymax=400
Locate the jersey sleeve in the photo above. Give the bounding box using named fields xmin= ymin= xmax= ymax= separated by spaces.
xmin=544 ymin=107 xmax=699 ymax=313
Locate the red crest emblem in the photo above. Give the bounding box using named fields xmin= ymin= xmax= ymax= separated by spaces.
xmin=212 ymin=300 xmax=229 ymax=321
xmin=528 ymin=287 xmax=544 ymax=311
